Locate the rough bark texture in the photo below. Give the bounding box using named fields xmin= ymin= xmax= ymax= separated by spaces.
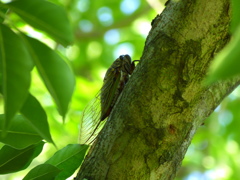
xmin=76 ymin=0 xmax=240 ymax=179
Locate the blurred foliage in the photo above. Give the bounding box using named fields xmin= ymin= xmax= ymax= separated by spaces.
xmin=0 ymin=0 xmax=240 ymax=179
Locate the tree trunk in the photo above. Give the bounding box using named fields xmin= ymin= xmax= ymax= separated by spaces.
xmin=76 ymin=0 xmax=239 ymax=179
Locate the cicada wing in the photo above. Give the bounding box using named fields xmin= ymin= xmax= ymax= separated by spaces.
xmin=79 ymin=94 xmax=106 ymax=144
xmin=100 ymin=70 xmax=121 ymax=120
xmin=79 ymin=74 xmax=121 ymax=144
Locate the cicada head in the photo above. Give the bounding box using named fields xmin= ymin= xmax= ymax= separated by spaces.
xmin=119 ymin=54 xmax=135 ymax=75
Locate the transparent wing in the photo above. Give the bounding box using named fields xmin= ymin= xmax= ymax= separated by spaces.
xmin=78 ymin=93 xmax=106 ymax=144
xmin=79 ymin=73 xmax=120 ymax=145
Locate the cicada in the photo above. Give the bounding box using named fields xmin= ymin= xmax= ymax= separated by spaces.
xmin=79 ymin=54 xmax=138 ymax=144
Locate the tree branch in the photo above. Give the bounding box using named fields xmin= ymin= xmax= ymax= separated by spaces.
xmin=76 ymin=0 xmax=239 ymax=179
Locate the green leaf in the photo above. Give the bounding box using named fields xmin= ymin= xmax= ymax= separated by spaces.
xmin=0 ymin=141 xmax=44 ymax=174
xmin=231 ymin=0 xmax=240 ymax=33
xmin=23 ymin=35 xmax=75 ymax=119
xmin=0 ymin=115 xmax=42 ymax=149
xmin=206 ymin=25 xmax=240 ymax=84
xmin=23 ymin=164 xmax=61 ymax=180
xmin=45 ymin=144 xmax=89 ymax=180
xmin=0 ymin=24 xmax=33 ymax=130
xmin=0 ymin=4 xmax=8 ymax=23
xmin=21 ymin=94 xmax=55 ymax=145
xmin=7 ymin=0 xmax=73 ymax=46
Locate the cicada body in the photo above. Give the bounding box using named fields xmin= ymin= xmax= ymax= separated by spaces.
xmin=100 ymin=54 xmax=137 ymax=120
xmin=79 ymin=54 xmax=138 ymax=144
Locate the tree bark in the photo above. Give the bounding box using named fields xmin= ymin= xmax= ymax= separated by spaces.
xmin=76 ymin=0 xmax=239 ymax=179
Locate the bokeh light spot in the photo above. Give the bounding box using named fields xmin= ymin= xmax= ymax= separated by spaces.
xmin=133 ymin=19 xmax=151 ymax=37
xmin=66 ymin=45 xmax=80 ymax=60
xmin=218 ymin=110 xmax=233 ymax=126
xmin=114 ymin=43 xmax=134 ymax=57
xmin=120 ymin=0 xmax=140 ymax=15
xmin=97 ymin=7 xmax=113 ymax=26
xmin=79 ymin=20 xmax=93 ymax=32
xmin=226 ymin=140 xmax=239 ymax=155
xmin=87 ymin=41 xmax=102 ymax=59
xmin=202 ymin=156 xmax=215 ymax=169
xmin=104 ymin=29 xmax=120 ymax=45
xmin=77 ymin=0 xmax=90 ymax=12
xmin=204 ymin=166 xmax=232 ymax=179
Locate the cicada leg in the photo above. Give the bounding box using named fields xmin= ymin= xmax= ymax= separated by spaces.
xmin=130 ymin=60 xmax=139 ymax=74
xmin=122 ymin=57 xmax=139 ymax=75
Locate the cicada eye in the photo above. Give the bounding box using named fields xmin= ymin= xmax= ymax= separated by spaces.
xmin=124 ymin=54 xmax=130 ymax=59
xmin=119 ymin=55 xmax=124 ymax=60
